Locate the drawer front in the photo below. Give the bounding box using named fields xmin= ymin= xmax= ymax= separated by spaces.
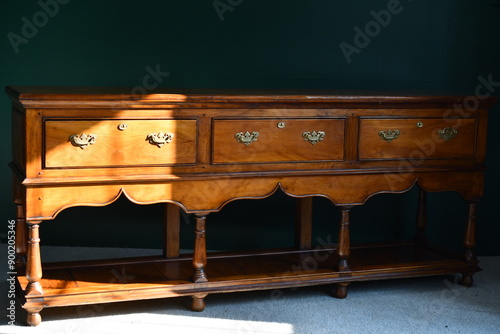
xmin=358 ymin=118 xmax=476 ymax=160
xmin=212 ymin=118 xmax=345 ymax=163
xmin=45 ymin=119 xmax=197 ymax=168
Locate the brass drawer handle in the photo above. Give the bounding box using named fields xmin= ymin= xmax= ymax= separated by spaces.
xmin=147 ymin=132 xmax=174 ymax=148
xmin=379 ymin=130 xmax=400 ymax=143
xmin=235 ymin=131 xmax=259 ymax=146
xmin=303 ymin=131 xmax=325 ymax=145
xmin=437 ymin=127 xmax=458 ymax=142
xmin=69 ymin=133 xmax=98 ymax=149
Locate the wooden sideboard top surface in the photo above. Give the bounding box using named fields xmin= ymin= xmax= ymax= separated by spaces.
xmin=6 ymin=86 xmax=497 ymax=108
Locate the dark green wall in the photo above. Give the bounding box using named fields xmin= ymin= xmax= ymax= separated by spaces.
xmin=1 ymin=1 xmax=499 ymax=255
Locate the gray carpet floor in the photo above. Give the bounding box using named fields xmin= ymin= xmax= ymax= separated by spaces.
xmin=1 ymin=245 xmax=499 ymax=334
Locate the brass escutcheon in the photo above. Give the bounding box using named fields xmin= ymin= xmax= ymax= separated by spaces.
xmin=437 ymin=127 xmax=458 ymax=142
xmin=69 ymin=133 xmax=98 ymax=149
xmin=235 ymin=131 xmax=259 ymax=146
xmin=147 ymin=132 xmax=174 ymax=148
xmin=302 ymin=131 xmax=325 ymax=145
xmin=379 ymin=129 xmax=400 ymax=143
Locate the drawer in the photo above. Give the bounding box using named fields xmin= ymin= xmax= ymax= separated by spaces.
xmin=44 ymin=119 xmax=197 ymax=168
xmin=358 ymin=118 xmax=476 ymax=160
xmin=212 ymin=118 xmax=345 ymax=163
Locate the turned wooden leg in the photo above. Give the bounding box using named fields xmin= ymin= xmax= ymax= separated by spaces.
xmin=295 ymin=197 xmax=313 ymax=250
xmin=336 ymin=207 xmax=351 ymax=272
xmin=192 ymin=214 xmax=208 ymax=311
xmin=26 ymin=307 xmax=43 ymax=327
xmin=26 ymin=222 xmax=43 ymax=296
xmin=461 ymin=202 xmax=478 ymax=287
xmin=335 ymin=283 xmax=349 ymax=299
xmin=25 ymin=221 xmax=43 ymax=326
xmin=335 ymin=206 xmax=352 ymax=298
xmin=192 ymin=294 xmax=208 ymax=312
xmin=163 ymin=203 xmax=180 ymax=258
xmin=414 ymin=187 xmax=428 ymax=244
xmin=15 ymin=202 xmax=27 ymax=265
xmin=193 ymin=214 xmax=208 ymax=283
xmin=464 ymin=202 xmax=477 ymax=263
xmin=460 ymin=273 xmax=474 ymax=287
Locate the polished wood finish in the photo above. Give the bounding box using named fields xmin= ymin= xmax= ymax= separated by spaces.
xmin=336 ymin=207 xmax=352 ymax=272
xmin=25 ymin=222 xmax=43 ymax=296
xmin=6 ymin=86 xmax=496 ymax=326
xmin=15 ymin=244 xmax=479 ymax=308
xmin=193 ymin=214 xmax=208 ymax=284
xmin=163 ymin=203 xmax=180 ymax=258
xmin=45 ymin=119 xmax=197 ymax=167
xmin=335 ymin=207 xmax=352 ymax=299
xmin=358 ymin=118 xmax=476 ymax=160
xmin=212 ymin=119 xmax=345 ymax=163
xmin=25 ymin=307 xmax=42 ymax=327
xmin=464 ymin=202 xmax=478 ymax=263
xmin=192 ymin=294 xmax=207 ymax=312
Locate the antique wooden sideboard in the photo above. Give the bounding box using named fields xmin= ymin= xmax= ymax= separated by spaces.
xmin=6 ymin=86 xmax=496 ymax=326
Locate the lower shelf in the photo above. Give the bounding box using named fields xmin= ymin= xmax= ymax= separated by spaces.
xmin=17 ymin=242 xmax=479 ymax=309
